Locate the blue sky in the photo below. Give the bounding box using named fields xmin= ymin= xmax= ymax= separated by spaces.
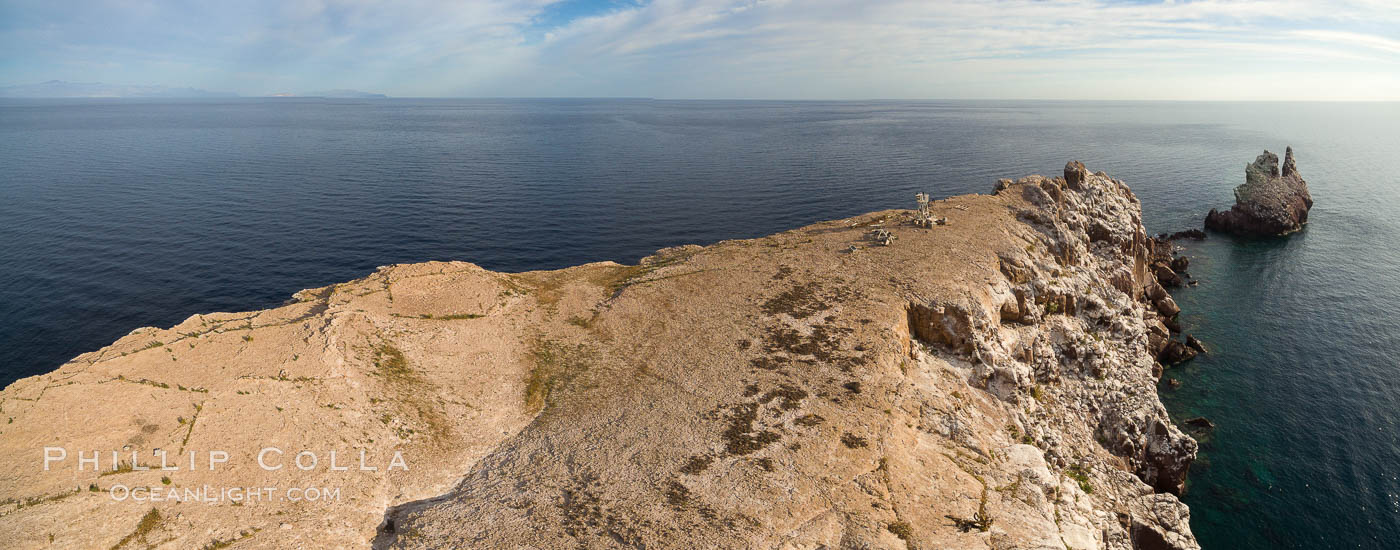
xmin=2 ymin=0 xmax=1398 ymax=99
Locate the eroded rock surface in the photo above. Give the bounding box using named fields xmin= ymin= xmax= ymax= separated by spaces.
xmin=1205 ymin=147 xmax=1314 ymax=236
xmin=2 ymin=166 xmax=1199 ymax=550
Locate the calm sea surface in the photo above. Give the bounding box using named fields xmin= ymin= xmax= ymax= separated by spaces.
xmin=1 ymin=99 xmax=1397 ymax=548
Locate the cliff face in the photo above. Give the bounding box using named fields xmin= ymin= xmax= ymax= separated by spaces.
xmin=0 ymin=166 xmax=1197 ymax=550
xmin=1205 ymin=147 xmax=1313 ymax=236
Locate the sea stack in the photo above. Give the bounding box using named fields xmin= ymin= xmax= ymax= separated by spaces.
xmin=1204 ymin=147 xmax=1313 ymax=236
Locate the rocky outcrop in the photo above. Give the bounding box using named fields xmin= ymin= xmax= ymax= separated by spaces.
xmin=1065 ymin=160 xmax=1089 ymax=189
xmin=1205 ymin=147 xmax=1313 ymax=236
xmin=1139 ymin=235 xmax=1204 ymax=369
xmin=1185 ymin=335 xmax=1207 ymax=354
xmin=1185 ymin=417 xmax=1214 ymax=430
xmin=1160 ymin=229 xmax=1205 ymax=241
xmin=1160 ymin=340 xmax=1198 ymax=365
xmin=1 ymin=164 xmax=1198 ymax=550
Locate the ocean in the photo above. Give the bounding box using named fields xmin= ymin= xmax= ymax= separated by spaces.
xmin=1 ymin=98 xmax=1397 ymax=548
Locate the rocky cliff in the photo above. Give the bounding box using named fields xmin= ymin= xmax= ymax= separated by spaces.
xmin=1205 ymin=147 xmax=1313 ymax=236
xmin=1 ymin=165 xmax=1198 ymax=550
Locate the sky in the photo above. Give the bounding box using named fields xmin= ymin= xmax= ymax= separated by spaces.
xmin=1 ymin=0 xmax=1398 ymax=100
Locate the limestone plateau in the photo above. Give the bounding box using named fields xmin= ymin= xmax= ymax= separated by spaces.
xmin=1205 ymin=147 xmax=1314 ymax=236
xmin=2 ymin=165 xmax=1198 ymax=550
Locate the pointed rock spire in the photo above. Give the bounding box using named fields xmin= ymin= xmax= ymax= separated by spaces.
xmin=1282 ymin=146 xmax=1298 ymax=178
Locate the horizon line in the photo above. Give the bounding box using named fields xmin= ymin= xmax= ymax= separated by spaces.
xmin=3 ymin=96 xmax=1399 ymax=103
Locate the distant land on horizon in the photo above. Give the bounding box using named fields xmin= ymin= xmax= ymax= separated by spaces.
xmin=268 ymin=89 xmax=388 ymax=99
xmin=0 ymin=81 xmax=386 ymax=99
xmin=2 ymin=85 xmax=1393 ymax=102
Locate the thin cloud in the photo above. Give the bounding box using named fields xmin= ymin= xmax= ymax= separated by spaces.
xmin=1 ymin=0 xmax=1397 ymax=99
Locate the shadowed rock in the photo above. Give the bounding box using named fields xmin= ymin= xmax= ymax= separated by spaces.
xmin=1152 ymin=263 xmax=1184 ymax=288
xmin=1064 ymin=160 xmax=1088 ymax=189
xmin=1162 ymin=229 xmax=1206 ymax=241
xmin=1185 ymin=335 xmax=1207 ymax=354
xmin=1160 ymin=339 xmax=1198 ymax=365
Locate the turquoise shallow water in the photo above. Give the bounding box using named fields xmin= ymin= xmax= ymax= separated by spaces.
xmin=1 ymin=99 xmax=1397 ymax=547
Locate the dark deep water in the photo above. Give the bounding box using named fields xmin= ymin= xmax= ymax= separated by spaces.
xmin=1 ymin=98 xmax=1397 ymax=548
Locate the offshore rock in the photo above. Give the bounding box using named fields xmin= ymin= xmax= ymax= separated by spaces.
xmin=1205 ymin=147 xmax=1313 ymax=236
xmin=1170 ymin=256 xmax=1189 ymax=275
xmin=1162 ymin=229 xmax=1205 ymax=241
xmin=1185 ymin=335 xmax=1207 ymax=354
xmin=1 ymin=164 xmax=1198 ymax=550
xmin=1160 ymin=340 xmax=1198 ymax=365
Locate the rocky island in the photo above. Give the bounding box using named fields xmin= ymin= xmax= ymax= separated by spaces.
xmin=1205 ymin=147 xmax=1313 ymax=236
xmin=1 ymin=165 xmax=1199 ymax=549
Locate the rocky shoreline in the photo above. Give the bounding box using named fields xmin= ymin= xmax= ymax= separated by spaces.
xmin=1 ymin=164 xmax=1200 ymax=549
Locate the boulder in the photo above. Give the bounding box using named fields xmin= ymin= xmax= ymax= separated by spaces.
xmin=1185 ymin=335 xmax=1207 ymax=354
xmin=1170 ymin=256 xmax=1189 ymax=274
xmin=1064 ymin=160 xmax=1088 ymax=189
xmin=1160 ymin=340 xmax=1198 ymax=365
xmin=1205 ymin=147 xmax=1313 ymax=236
xmin=1146 ymin=280 xmax=1181 ymax=319
xmin=1147 ymin=320 xmax=1171 ymax=357
xmin=1152 ymin=263 xmax=1183 ymax=288
xmin=1185 ymin=417 xmax=1214 ymax=430
xmin=1164 ymin=229 xmax=1206 ymax=241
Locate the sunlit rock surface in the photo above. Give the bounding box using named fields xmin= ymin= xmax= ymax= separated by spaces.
xmin=2 ymin=166 xmax=1198 ymax=549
